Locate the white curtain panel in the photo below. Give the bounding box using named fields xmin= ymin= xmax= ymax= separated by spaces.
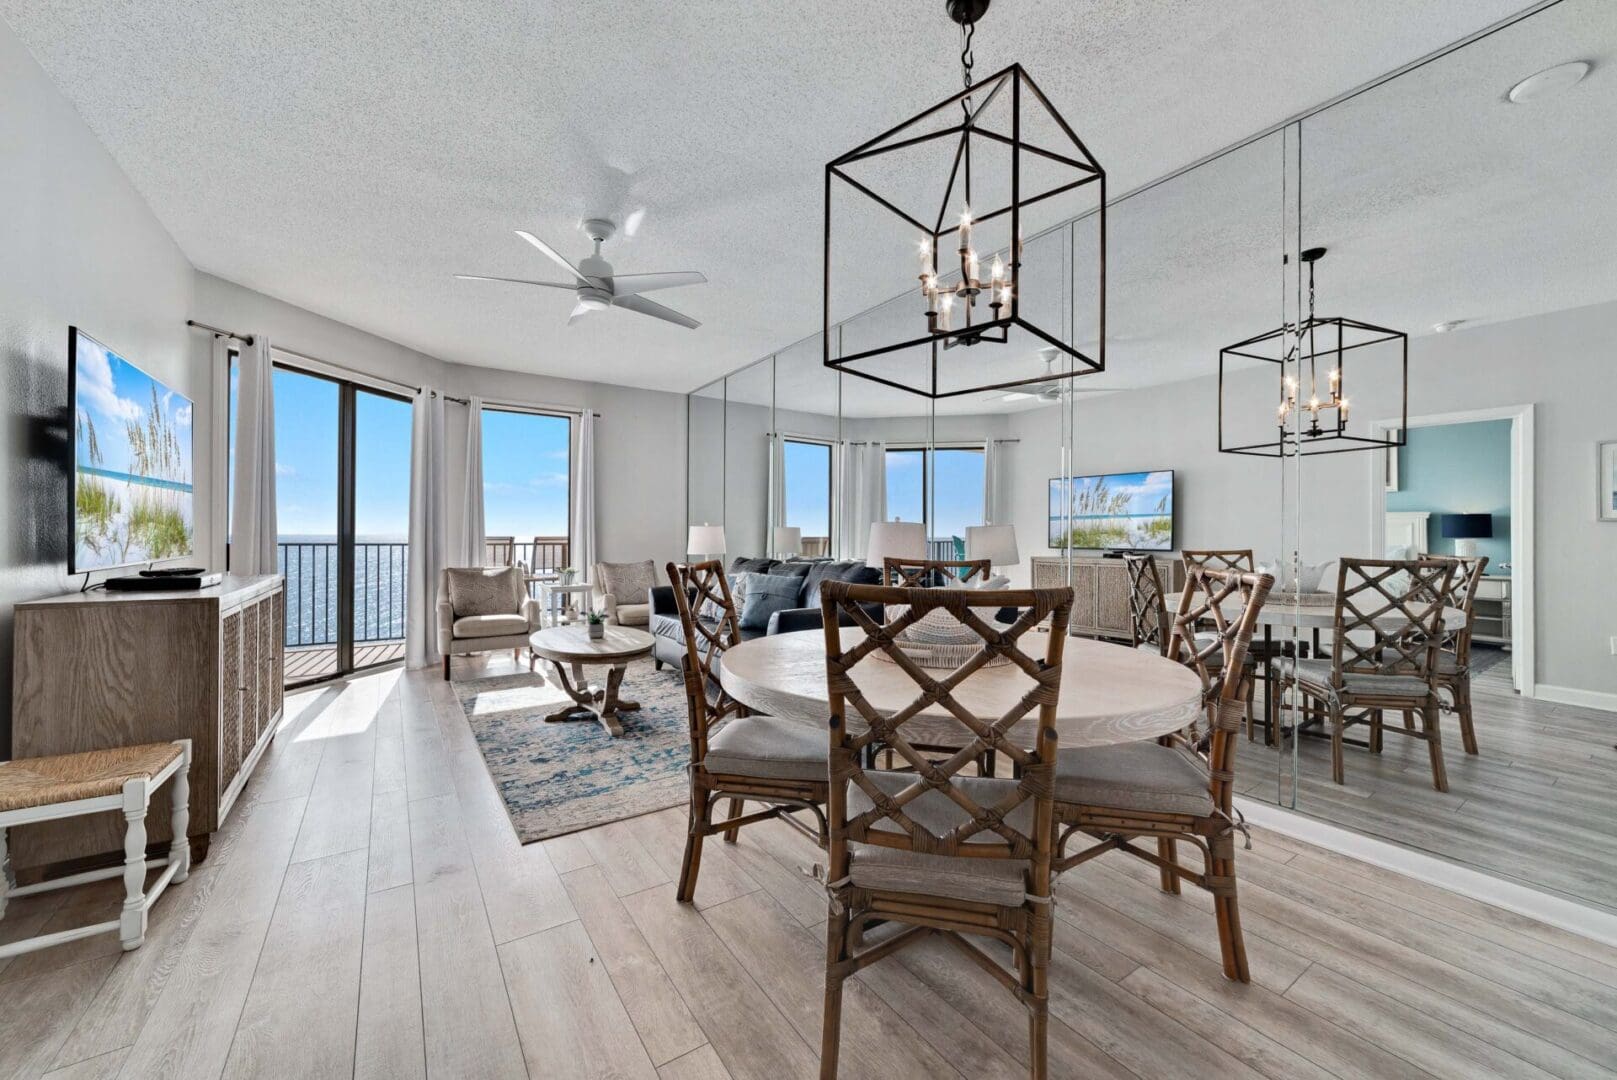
xmin=982 ymin=437 xmax=1000 ymax=525
xmin=572 ymin=410 xmax=597 ymax=582
xmin=459 ymin=395 xmax=485 ymax=567
xmin=766 ymin=433 xmax=787 ymax=549
xmin=405 ymin=388 xmax=451 ymax=668
xmin=229 ymin=336 xmax=277 ymax=575
xmin=838 ymin=440 xmax=886 ymax=560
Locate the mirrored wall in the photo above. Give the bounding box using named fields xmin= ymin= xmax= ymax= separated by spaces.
xmin=689 ymin=0 xmax=1617 ymax=913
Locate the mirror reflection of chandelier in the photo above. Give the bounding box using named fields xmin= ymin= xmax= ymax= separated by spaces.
xmin=1218 ymin=121 xmax=1408 ymax=457
xmin=822 ymin=0 xmax=1106 ymax=400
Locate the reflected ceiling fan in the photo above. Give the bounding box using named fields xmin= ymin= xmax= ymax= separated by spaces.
xmin=1000 ymin=347 xmax=1113 ymax=401
xmin=455 ymin=218 xmax=706 ymax=329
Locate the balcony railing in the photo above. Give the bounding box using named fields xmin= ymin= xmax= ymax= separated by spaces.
xmin=277 ymin=541 xmax=409 ymax=648
xmin=276 ymin=536 xmax=571 ymax=650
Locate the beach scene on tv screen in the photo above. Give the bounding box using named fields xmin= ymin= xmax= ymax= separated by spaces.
xmin=1049 ymin=470 xmax=1173 ymax=550
xmin=74 ymin=333 xmax=194 ymax=571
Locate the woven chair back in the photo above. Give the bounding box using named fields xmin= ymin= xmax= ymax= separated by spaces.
xmin=665 ymin=560 xmax=745 ymax=756
xmin=1181 ymin=549 xmax=1255 ymax=575
xmin=882 ymin=557 xmax=993 ymax=588
xmin=1123 ymin=554 xmax=1170 ymax=656
xmin=1331 ymin=558 xmax=1459 ymax=683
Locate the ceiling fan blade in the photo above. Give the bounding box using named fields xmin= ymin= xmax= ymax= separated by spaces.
xmin=453 ymin=274 xmax=576 ymax=289
xmin=612 ymin=293 xmax=700 ymax=330
xmin=609 ymin=271 xmax=707 ymax=297
xmin=567 ymin=301 xmax=593 ymax=326
xmin=515 ymin=230 xmax=594 ymax=284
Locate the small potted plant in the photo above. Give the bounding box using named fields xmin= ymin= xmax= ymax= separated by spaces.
xmin=558 ymin=566 xmax=577 ymax=586
xmin=585 ymin=610 xmax=605 ymax=640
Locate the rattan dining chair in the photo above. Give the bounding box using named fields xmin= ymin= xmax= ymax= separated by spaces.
xmin=1419 ymin=552 xmax=1489 ymax=756
xmin=665 ymin=560 xmax=828 ymax=903
xmin=1054 ymin=566 xmax=1271 ymax=983
xmin=816 ymin=579 xmax=1073 ymax=1080
xmin=1130 ymin=554 xmax=1257 ymax=736
xmin=882 ymin=556 xmax=993 ymax=587
xmin=1278 ymin=557 xmax=1460 ymax=791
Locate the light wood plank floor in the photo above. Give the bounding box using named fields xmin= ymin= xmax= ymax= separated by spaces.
xmin=1235 ymin=648 xmax=1617 ymax=913
xmin=4 ymin=654 xmax=1615 ymax=1079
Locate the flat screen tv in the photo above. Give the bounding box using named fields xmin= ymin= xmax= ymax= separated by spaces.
xmin=69 ymin=327 xmax=195 ymax=574
xmin=1048 ymin=469 xmax=1174 ymax=551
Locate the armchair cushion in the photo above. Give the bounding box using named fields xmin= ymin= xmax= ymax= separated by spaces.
xmin=444 ymin=566 xmax=525 ymax=617
xmin=453 ymin=613 xmax=529 ymax=639
xmin=612 ymin=602 xmax=650 ymax=627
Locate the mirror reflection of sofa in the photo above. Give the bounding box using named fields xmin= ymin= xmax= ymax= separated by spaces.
xmin=649 ymin=557 xmax=880 ymax=670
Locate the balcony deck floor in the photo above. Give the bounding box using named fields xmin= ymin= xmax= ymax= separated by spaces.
xmin=284 ymin=639 xmax=405 ymax=682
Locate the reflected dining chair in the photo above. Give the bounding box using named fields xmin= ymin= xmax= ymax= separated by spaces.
xmin=1278 ymin=557 xmax=1460 ymax=791
xmin=1131 ymin=554 xmax=1256 ymax=735
xmin=1054 ymin=566 xmax=1271 ymax=983
xmin=665 ymin=560 xmax=828 ymax=903
xmin=816 ymin=580 xmax=1073 ymax=1079
xmin=882 ymin=556 xmax=993 ymax=587
xmin=1420 ymin=552 xmax=1489 ymax=756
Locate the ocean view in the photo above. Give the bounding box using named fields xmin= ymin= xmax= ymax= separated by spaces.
xmin=277 ymin=535 xmax=408 ymax=647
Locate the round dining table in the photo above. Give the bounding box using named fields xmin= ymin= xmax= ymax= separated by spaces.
xmin=719 ymin=629 xmax=1204 ymax=750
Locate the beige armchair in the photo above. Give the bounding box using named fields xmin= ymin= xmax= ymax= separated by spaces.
xmin=437 ymin=566 xmax=542 ymax=680
xmin=592 ymin=560 xmax=657 ymax=627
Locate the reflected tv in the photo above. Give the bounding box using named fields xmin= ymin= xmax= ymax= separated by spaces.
xmin=68 ymin=327 xmax=195 ymax=573
xmin=1049 ymin=470 xmax=1174 ymax=551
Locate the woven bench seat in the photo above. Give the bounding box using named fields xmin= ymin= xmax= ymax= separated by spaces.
xmin=0 ymin=743 xmax=184 ymax=813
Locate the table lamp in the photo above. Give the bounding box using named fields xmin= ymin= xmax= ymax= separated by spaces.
xmin=965 ymin=524 xmax=1019 ymax=570
xmin=687 ymin=524 xmax=727 ymax=560
xmin=773 ymin=526 xmax=802 ymax=559
xmin=865 ymin=520 xmax=926 ymax=570
xmin=1440 ymin=513 xmax=1491 ymax=558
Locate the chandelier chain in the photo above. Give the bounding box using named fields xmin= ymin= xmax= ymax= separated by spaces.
xmin=959 ymin=19 xmax=976 ymax=118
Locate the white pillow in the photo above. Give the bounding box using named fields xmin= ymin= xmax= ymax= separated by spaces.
xmin=977 ymin=574 xmax=1010 ymax=590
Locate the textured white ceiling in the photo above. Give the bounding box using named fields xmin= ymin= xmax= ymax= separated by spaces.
xmin=1 ymin=0 xmax=1546 ymax=394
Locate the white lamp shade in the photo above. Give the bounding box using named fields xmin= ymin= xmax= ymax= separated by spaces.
xmin=966 ymin=524 xmax=1019 ymax=567
xmin=773 ymin=526 xmax=802 ymax=555
xmin=687 ymin=524 xmax=727 ymax=556
xmin=865 ymin=521 xmax=926 ymax=568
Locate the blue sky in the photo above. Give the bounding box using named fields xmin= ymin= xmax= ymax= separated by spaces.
xmin=783 ymin=440 xmax=831 ymax=538
xmin=235 ymin=367 xmax=570 ymax=540
xmin=1051 ymin=469 xmax=1174 ymax=519
xmin=883 ymin=447 xmax=983 ymax=539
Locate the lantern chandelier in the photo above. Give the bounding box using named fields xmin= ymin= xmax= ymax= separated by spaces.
xmin=1218 ymin=122 xmax=1407 ymax=457
xmin=823 ymin=0 xmax=1106 ymax=399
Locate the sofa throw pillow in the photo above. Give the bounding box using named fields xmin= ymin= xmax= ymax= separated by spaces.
xmin=698 ymin=573 xmax=746 ymax=624
xmin=739 ymin=572 xmax=804 ymax=631
xmin=598 ymin=560 xmax=657 ymax=606
xmin=729 ymin=556 xmax=778 ymax=575
xmin=446 ymin=567 xmax=519 ymax=617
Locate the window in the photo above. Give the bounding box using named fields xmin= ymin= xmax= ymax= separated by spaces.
xmin=885 ymin=448 xmax=926 ymax=526
xmin=883 ymin=445 xmax=985 ymax=559
xmin=781 ymin=439 xmax=833 ymax=556
xmin=480 ymin=407 xmax=572 ymax=571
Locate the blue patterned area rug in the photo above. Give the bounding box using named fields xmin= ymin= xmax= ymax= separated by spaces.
xmin=454 ymin=661 xmax=692 ymax=843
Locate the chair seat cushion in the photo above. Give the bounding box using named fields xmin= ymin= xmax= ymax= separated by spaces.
xmin=611 ymin=603 xmax=650 ymax=626
xmin=703 ymin=716 xmax=826 ymax=782
xmin=1435 ymin=654 xmax=1466 ymax=676
xmin=1055 ymin=742 xmax=1213 ymax=818
xmin=453 ymin=613 xmax=529 ymax=639
xmin=1282 ymin=658 xmax=1431 ymax=700
xmin=0 ymin=742 xmax=182 ymax=812
xmin=845 ymin=772 xmax=1034 ymax=907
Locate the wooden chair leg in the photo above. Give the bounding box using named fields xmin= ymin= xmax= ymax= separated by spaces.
xmin=1156 ymin=838 xmax=1181 ymax=894
xmin=721 ymin=797 xmax=745 ymax=843
xmin=1457 ymin=678 xmax=1478 ymax=755
xmin=1024 ymin=914 xmax=1051 ymax=1079
xmin=1401 ymin=709 xmax=1415 ymax=731
xmin=1210 ymin=834 xmax=1250 ymax=983
xmin=1330 ymin=703 xmax=1346 ymax=786
xmin=820 ymin=906 xmax=851 ymax=1080
xmin=1368 ymin=710 xmax=1383 ymax=754
xmin=677 ymin=791 xmax=710 ymax=903
xmin=442 ymin=654 xmax=451 ymax=681
xmin=1422 ymin=705 xmax=1449 ymax=792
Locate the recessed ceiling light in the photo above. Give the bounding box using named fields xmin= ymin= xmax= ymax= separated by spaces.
xmin=1433 ymin=320 xmax=1467 ymax=333
xmin=1507 ymin=61 xmax=1590 ymax=103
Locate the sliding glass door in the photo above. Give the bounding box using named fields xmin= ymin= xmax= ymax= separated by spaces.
xmin=228 ymin=360 xmax=412 ymax=686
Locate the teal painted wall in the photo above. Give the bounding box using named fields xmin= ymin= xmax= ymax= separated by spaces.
xmin=1387 ymin=420 xmax=1511 ymax=569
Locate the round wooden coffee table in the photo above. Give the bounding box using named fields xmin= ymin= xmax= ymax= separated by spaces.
xmin=528 ymin=624 xmax=655 ymax=737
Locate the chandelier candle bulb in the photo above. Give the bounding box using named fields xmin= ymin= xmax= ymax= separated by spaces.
xmin=990 ymin=255 xmax=1003 ymax=288
xmin=939 ymin=293 xmax=953 ymax=331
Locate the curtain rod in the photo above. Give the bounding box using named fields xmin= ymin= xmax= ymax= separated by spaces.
xmin=186 ymin=319 xmax=253 ymax=345
xmin=432 ymin=390 xmax=602 ymax=420
xmin=838 ymin=437 xmax=1019 ymax=446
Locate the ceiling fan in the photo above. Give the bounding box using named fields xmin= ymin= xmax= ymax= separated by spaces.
xmin=1000 ymin=348 xmax=1113 ymax=402
xmin=455 ymin=218 xmax=706 ymax=329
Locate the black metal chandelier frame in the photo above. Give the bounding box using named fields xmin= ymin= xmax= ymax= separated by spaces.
xmin=822 ymin=57 xmax=1106 ymax=399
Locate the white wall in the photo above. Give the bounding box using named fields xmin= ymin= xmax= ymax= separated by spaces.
xmin=0 ymin=19 xmax=199 ymax=752
xmin=1008 ymin=299 xmax=1617 ymax=699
